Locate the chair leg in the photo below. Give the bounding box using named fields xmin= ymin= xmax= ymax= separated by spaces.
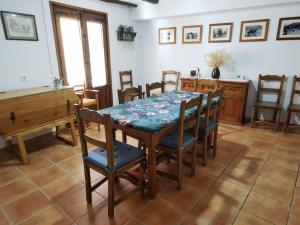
xmin=213 ymin=128 xmax=218 ymax=157
xmin=108 ymin=175 xmax=115 ymax=218
xmin=275 ymin=109 xmax=281 ymax=132
xmin=83 ymin=163 xmax=92 ymax=203
xmin=97 ymin=124 xmax=101 ymax=132
xmin=284 ymin=109 xmax=291 ymax=133
xmin=191 ymin=143 xmax=197 ymax=177
xmin=122 ymin=131 xmax=127 ymax=143
xmin=202 ymin=134 xmax=208 ymax=166
xmin=177 ymin=152 xmax=183 ymax=190
xmin=251 ymin=107 xmax=256 ymax=128
xmin=139 ymin=161 xmax=146 ymax=196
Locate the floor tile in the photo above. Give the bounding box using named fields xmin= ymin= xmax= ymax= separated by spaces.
xmin=206 ymin=179 xmax=249 ymax=208
xmin=0 ymin=178 xmax=36 ymax=205
xmin=0 ymin=166 xmax=23 ymax=187
xmin=220 ymin=166 xmax=258 ymax=191
xmin=260 ymin=162 xmax=298 ymax=186
xmin=4 ymin=191 xmax=50 ymax=223
xmin=183 ymin=170 xmax=216 ymax=193
xmin=42 ymin=176 xmax=84 ymax=201
xmin=276 ymin=133 xmax=300 ymax=150
xmin=292 ymin=187 xmax=300 ymax=208
xmin=56 ymin=188 xmax=105 ymax=220
xmin=77 ymin=204 xmax=129 ymax=225
xmin=253 ymin=176 xmax=294 ymax=204
xmin=29 ymin=165 xmax=67 ymax=187
xmin=45 ymin=148 xmax=76 ymax=163
xmin=159 ymin=183 xmax=202 ymax=212
xmin=233 ymin=211 xmax=273 ymax=225
xmin=136 ymin=198 xmax=185 ymax=225
xmin=242 ymin=191 xmax=289 ymax=225
xmin=118 ymin=192 xmax=150 ymax=216
xmin=190 ymin=194 xmax=239 ymax=225
xmin=200 ymin=159 xmax=226 ymax=177
xmin=19 ymin=206 xmax=71 ymax=225
xmin=246 ymin=139 xmax=274 ymax=151
xmin=126 ymin=219 xmax=143 ymax=225
xmin=179 ymin=213 xmax=211 ymax=225
xmin=273 ymin=146 xmax=300 ymax=160
xmin=0 ymin=211 xmax=9 ymax=225
xmin=288 ymin=207 xmax=300 ymax=225
xmin=230 ymin=154 xmax=264 ymax=174
xmin=58 ymin=155 xmax=83 ymax=174
xmin=17 ymin=156 xmax=52 ymax=175
xmin=267 ymin=152 xmax=300 ymax=172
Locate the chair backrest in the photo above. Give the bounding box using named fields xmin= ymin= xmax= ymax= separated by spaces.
xmin=162 ymin=70 xmax=180 ymax=91
xmin=196 ymin=79 xmax=219 ymax=93
xmin=119 ymin=70 xmax=133 ymax=90
xmin=146 ymin=81 xmax=165 ymax=97
xmin=176 ymin=95 xmax=203 ymax=148
xmin=203 ymin=88 xmax=224 ymax=130
xmin=290 ymin=75 xmax=300 ymax=105
xmin=256 ymin=74 xmax=285 ymax=104
xmin=75 ymin=104 xmax=115 ymax=170
xmin=118 ymin=85 xmax=143 ymax=104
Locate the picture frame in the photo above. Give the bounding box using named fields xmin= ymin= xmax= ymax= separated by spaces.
xmin=240 ymin=19 xmax=269 ymax=42
xmin=1 ymin=11 xmax=38 ymax=41
xmin=182 ymin=25 xmax=203 ymax=44
xmin=209 ymin=23 xmax=233 ymax=43
xmin=277 ymin=16 xmax=300 ymax=40
xmin=159 ymin=27 xmax=176 ymax=44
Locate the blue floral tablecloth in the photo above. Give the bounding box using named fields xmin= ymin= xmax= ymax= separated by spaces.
xmin=98 ymin=91 xmax=208 ymax=133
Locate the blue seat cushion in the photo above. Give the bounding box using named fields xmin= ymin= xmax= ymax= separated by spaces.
xmin=84 ymin=140 xmax=145 ymax=172
xmin=198 ymin=117 xmax=218 ymax=133
xmin=159 ymin=130 xmax=196 ymax=151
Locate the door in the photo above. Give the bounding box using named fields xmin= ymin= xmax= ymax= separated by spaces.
xmin=50 ymin=3 xmax=112 ymax=107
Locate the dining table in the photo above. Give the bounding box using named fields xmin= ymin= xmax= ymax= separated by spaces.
xmin=98 ymin=90 xmax=211 ymax=198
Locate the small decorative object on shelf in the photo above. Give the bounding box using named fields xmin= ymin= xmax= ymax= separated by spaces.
xmin=117 ymin=24 xmax=137 ymax=42
xmin=53 ymin=77 xmax=62 ymax=89
xmin=205 ymin=49 xmax=233 ymax=79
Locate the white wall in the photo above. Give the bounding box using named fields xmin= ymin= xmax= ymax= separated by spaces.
xmin=0 ymin=0 xmax=139 ymax=148
xmin=134 ymin=3 xmax=300 ymax=122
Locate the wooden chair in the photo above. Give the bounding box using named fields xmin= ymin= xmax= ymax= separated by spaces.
xmin=118 ymin=86 xmax=143 ymax=146
xmin=198 ymin=88 xmax=224 ymax=166
xmin=156 ymin=95 xmax=203 ymax=190
xmin=251 ymin=74 xmax=285 ymax=131
xmin=146 ymin=81 xmax=165 ymax=97
xmin=162 ymin=70 xmax=180 ymax=91
xmin=75 ymin=86 xmax=101 ymax=131
xmin=119 ymin=70 xmax=133 ymax=90
xmin=196 ymin=79 xmax=219 ymax=93
xmin=75 ymin=105 xmax=146 ymax=218
xmin=285 ymin=75 xmax=300 ymax=132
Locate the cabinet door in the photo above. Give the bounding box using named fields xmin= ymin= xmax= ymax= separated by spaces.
xmin=181 ymin=80 xmax=196 ymax=92
xmin=220 ymin=94 xmax=243 ymax=123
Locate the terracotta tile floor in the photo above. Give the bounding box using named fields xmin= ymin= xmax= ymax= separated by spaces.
xmin=0 ymin=124 xmax=300 ymax=225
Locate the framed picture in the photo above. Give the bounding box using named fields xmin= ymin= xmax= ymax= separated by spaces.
xmin=159 ymin=27 xmax=176 ymax=44
xmin=209 ymin=23 xmax=233 ymax=43
xmin=240 ymin=19 xmax=269 ymax=42
xmin=277 ymin=17 xmax=300 ymax=40
xmin=182 ymin=25 xmax=203 ymax=44
xmin=1 ymin=11 xmax=38 ymax=41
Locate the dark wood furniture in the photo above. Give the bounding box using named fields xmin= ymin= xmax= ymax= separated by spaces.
xmin=181 ymin=78 xmax=249 ymax=125
xmin=196 ymin=79 xmax=218 ymax=93
xmin=75 ymin=105 xmax=146 ymax=218
xmin=119 ymin=70 xmax=133 ymax=90
xmin=0 ymin=86 xmax=78 ymax=163
xmin=146 ymin=81 xmax=165 ymax=97
xmin=76 ymin=86 xmax=101 ymax=131
xmin=251 ymin=74 xmax=285 ymax=131
xmin=285 ymin=75 xmax=300 ymax=132
xmin=198 ymin=88 xmax=224 ymax=166
xmin=162 ymin=70 xmax=180 ymax=91
xmin=156 ymin=95 xmax=203 ymax=190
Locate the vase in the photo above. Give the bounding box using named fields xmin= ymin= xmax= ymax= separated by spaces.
xmin=211 ymin=67 xmax=220 ymax=79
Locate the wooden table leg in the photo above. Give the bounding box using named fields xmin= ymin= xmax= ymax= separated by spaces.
xmin=16 ymin=135 xmax=29 ymax=163
xmin=147 ymin=134 xmax=158 ymax=198
xmin=70 ymin=120 xmax=78 ymax=146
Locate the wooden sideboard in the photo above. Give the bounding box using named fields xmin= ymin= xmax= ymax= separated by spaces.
xmin=0 ymin=86 xmax=79 ymax=163
xmin=181 ymin=78 xmax=250 ymax=125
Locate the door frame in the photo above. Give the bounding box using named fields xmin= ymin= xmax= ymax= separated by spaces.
xmin=49 ymin=1 xmax=113 ymax=106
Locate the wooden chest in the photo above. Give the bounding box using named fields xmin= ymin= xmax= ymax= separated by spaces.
xmin=181 ymin=78 xmax=249 ymax=125
xmin=0 ymin=86 xmax=78 ymax=162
